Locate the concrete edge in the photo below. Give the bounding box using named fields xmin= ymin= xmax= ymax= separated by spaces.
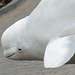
xmin=0 ymin=0 xmax=26 ymax=16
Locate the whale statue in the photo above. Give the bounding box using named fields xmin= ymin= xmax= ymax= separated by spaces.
xmin=1 ymin=0 xmax=75 ymax=68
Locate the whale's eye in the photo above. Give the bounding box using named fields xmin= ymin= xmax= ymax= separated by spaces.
xmin=18 ymin=48 xmax=22 ymax=51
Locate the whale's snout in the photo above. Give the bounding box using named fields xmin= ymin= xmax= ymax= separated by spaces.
xmin=4 ymin=47 xmax=17 ymax=58
xmin=4 ymin=50 xmax=15 ymax=58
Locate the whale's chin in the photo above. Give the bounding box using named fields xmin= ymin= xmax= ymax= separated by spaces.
xmin=4 ymin=54 xmax=24 ymax=60
xmin=4 ymin=52 xmax=16 ymax=60
xmin=4 ymin=51 xmax=26 ymax=60
xmin=6 ymin=53 xmax=15 ymax=58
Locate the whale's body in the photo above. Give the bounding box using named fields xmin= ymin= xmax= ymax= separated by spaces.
xmin=1 ymin=0 xmax=75 ymax=68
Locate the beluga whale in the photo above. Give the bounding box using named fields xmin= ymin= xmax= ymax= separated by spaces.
xmin=1 ymin=0 xmax=75 ymax=68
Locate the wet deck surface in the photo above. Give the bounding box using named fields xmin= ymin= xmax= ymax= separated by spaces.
xmin=0 ymin=0 xmax=75 ymax=75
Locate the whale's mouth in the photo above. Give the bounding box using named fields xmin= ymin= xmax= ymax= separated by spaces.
xmin=7 ymin=53 xmax=15 ymax=58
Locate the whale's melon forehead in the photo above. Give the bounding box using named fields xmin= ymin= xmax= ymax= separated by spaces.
xmin=1 ymin=27 xmax=17 ymax=49
xmin=1 ymin=36 xmax=15 ymax=50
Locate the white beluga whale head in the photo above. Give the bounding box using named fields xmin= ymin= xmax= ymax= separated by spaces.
xmin=1 ymin=17 xmax=44 ymax=61
xmin=1 ymin=18 xmax=31 ymax=60
xmin=1 ymin=0 xmax=75 ymax=68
